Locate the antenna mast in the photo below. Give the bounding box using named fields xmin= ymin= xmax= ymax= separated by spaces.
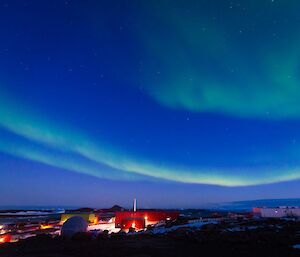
xmin=133 ymin=198 xmax=137 ymax=212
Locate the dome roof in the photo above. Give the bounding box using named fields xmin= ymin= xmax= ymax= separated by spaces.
xmin=61 ymin=216 xmax=88 ymax=237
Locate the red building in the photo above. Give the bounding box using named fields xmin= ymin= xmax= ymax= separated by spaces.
xmin=115 ymin=210 xmax=179 ymax=230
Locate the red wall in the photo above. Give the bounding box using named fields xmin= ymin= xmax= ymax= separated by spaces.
xmin=121 ymin=218 xmax=145 ymax=230
xmin=115 ymin=211 xmax=179 ymax=228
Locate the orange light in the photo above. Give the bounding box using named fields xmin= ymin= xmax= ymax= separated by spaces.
xmin=145 ymin=216 xmax=148 ymax=220
xmin=0 ymin=234 xmax=11 ymax=244
xmin=132 ymin=222 xmax=135 ymax=228
xmin=40 ymin=224 xmax=53 ymax=230
xmin=93 ymin=217 xmax=99 ymax=225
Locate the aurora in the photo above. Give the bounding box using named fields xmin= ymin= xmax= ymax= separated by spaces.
xmin=0 ymin=0 xmax=300 ymax=207
xmin=138 ymin=1 xmax=300 ymax=119
xmin=1 ymin=89 xmax=300 ymax=187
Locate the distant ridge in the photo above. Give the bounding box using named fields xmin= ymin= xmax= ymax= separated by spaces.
xmin=210 ymin=198 xmax=300 ymax=211
xmin=109 ymin=205 xmax=124 ymax=211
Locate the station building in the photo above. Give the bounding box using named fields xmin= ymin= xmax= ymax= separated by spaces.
xmin=115 ymin=199 xmax=179 ymax=230
xmin=60 ymin=213 xmax=98 ymax=224
xmin=253 ymin=207 xmax=300 ymax=218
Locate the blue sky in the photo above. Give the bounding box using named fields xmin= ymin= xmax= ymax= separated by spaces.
xmin=0 ymin=0 xmax=300 ymax=207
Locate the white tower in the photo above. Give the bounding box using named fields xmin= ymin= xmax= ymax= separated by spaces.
xmin=133 ymin=198 xmax=137 ymax=212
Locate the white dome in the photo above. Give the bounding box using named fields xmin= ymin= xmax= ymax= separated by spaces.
xmin=61 ymin=216 xmax=88 ymax=237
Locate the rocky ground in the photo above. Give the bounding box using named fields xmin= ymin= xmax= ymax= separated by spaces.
xmin=1 ymin=219 xmax=300 ymax=257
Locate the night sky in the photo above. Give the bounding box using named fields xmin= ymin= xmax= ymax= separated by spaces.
xmin=1 ymin=0 xmax=300 ymax=208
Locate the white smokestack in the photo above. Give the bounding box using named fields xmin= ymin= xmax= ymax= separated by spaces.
xmin=133 ymin=198 xmax=137 ymax=212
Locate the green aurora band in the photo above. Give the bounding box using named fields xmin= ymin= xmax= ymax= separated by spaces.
xmin=138 ymin=1 xmax=300 ymax=119
xmin=0 ymin=90 xmax=300 ymax=187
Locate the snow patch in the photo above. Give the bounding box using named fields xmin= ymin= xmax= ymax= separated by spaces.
xmin=147 ymin=221 xmax=218 ymax=235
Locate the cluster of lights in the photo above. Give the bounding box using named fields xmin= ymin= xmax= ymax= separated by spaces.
xmin=0 ymin=225 xmax=6 ymax=235
xmin=0 ymin=234 xmax=11 ymax=244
